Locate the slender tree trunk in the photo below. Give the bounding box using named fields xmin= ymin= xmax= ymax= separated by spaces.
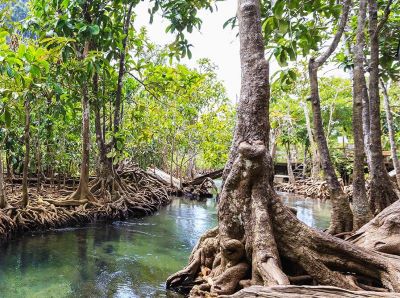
xmin=113 ymin=2 xmax=134 ymax=148
xmin=362 ymin=74 xmax=372 ymax=169
xmin=308 ymin=0 xmax=352 ymax=234
xmin=301 ymin=101 xmax=320 ymax=179
xmin=351 ymin=0 xmax=372 ymax=229
xmin=286 ymin=144 xmax=295 ymax=184
xmin=22 ymin=98 xmax=30 ymax=207
xmin=69 ymin=42 xmax=95 ymax=203
xmin=367 ymin=0 xmax=398 ymax=214
xmin=0 ymin=149 xmax=7 ymax=208
xmin=36 ymin=119 xmax=41 ymax=192
xmin=381 ymin=79 xmax=400 ymax=187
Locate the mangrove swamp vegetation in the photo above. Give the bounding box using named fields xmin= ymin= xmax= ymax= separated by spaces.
xmin=1 ymin=0 xmax=400 ymax=297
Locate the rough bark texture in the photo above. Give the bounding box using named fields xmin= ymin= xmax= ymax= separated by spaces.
xmin=308 ymin=0 xmax=353 ymax=234
xmin=349 ymin=199 xmax=400 ymax=256
xmin=351 ymin=0 xmax=372 ymax=230
xmin=224 ymin=285 xmax=400 ymax=297
xmin=22 ymin=98 xmax=30 ymax=208
xmin=367 ymin=0 xmax=399 ymax=214
xmin=381 ymin=80 xmax=400 ymax=187
xmin=166 ymin=0 xmax=400 ymax=296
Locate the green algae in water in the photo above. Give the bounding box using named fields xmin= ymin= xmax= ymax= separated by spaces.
xmin=0 ymin=196 xmax=329 ymax=298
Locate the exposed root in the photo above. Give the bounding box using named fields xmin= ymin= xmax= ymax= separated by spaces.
xmin=167 ymin=141 xmax=400 ymax=297
xmin=223 ymin=285 xmax=400 ymax=297
xmin=0 ymin=166 xmax=170 ymax=243
xmin=348 ymin=199 xmax=400 ymax=255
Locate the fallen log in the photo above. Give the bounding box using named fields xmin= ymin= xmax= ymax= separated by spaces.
xmin=223 ymin=285 xmax=399 ymax=297
xmin=146 ymin=167 xmax=181 ymax=189
xmin=183 ymin=169 xmax=223 ymax=187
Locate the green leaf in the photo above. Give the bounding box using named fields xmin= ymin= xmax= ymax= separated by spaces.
xmin=273 ymin=0 xmax=285 ymax=19
xmin=4 ymin=108 xmax=11 ymax=128
xmin=89 ymin=25 xmax=100 ymax=35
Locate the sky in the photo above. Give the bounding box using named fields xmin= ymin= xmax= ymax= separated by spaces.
xmin=134 ymin=1 xmax=241 ymax=102
xmin=134 ymin=1 xmax=348 ymax=102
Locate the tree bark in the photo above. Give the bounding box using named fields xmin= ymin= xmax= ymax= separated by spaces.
xmin=113 ymin=2 xmax=134 ymax=148
xmin=308 ymin=0 xmax=353 ymax=234
xmin=286 ymin=144 xmax=295 ymax=184
xmin=0 ymin=149 xmax=7 ymax=208
xmin=301 ymin=101 xmax=320 ymax=179
xmin=367 ymin=0 xmax=398 ymax=214
xmin=381 ymin=80 xmax=400 ymax=187
xmin=68 ymin=41 xmax=96 ymax=203
xmin=226 ymin=285 xmax=400 ymax=297
xmin=166 ymin=0 xmax=400 ymax=296
xmin=22 ymin=98 xmax=30 ymax=208
xmin=351 ymin=0 xmax=372 ymax=229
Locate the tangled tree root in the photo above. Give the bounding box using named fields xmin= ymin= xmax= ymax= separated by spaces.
xmin=275 ymin=179 xmax=332 ymax=200
xmin=167 ymin=141 xmax=400 ymax=297
xmin=0 ymin=166 xmax=170 ymax=243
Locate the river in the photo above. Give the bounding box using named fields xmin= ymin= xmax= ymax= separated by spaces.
xmin=0 ymin=193 xmax=330 ymax=298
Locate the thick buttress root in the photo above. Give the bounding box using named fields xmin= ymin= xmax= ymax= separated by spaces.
xmin=348 ymin=199 xmax=400 ymax=256
xmin=166 ymin=141 xmax=400 ymax=297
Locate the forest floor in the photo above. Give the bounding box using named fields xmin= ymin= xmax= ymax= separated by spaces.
xmin=0 ymin=168 xmax=170 ymax=243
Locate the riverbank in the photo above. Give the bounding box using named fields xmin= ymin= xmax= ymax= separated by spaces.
xmin=0 ymin=168 xmax=170 ymax=243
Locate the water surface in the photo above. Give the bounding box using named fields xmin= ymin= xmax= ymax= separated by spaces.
xmin=0 ymin=194 xmax=330 ymax=298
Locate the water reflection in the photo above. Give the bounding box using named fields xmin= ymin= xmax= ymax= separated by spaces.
xmin=0 ymin=194 xmax=329 ymax=297
xmin=279 ymin=192 xmax=331 ymax=230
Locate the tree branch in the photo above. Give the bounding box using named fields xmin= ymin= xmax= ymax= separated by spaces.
xmin=315 ymin=0 xmax=352 ymax=67
xmin=376 ymin=0 xmax=393 ymax=33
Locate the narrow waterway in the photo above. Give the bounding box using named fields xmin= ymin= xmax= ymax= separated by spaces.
xmin=0 ymin=194 xmax=330 ymax=298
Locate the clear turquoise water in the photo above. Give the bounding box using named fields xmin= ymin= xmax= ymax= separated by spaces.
xmin=0 ymin=194 xmax=330 ymax=298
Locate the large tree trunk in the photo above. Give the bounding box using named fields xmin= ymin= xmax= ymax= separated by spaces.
xmin=166 ymin=0 xmax=400 ymax=296
xmin=381 ymin=80 xmax=400 ymax=187
xmin=351 ymin=0 xmax=372 ymax=230
xmin=367 ymin=0 xmax=399 ymax=214
xmin=308 ymin=0 xmax=352 ymax=234
xmin=22 ymin=98 xmax=30 ymax=208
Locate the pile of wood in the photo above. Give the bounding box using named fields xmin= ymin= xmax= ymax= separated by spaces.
xmin=275 ymin=178 xmax=331 ymax=200
xmin=0 ymin=165 xmax=170 ymax=242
